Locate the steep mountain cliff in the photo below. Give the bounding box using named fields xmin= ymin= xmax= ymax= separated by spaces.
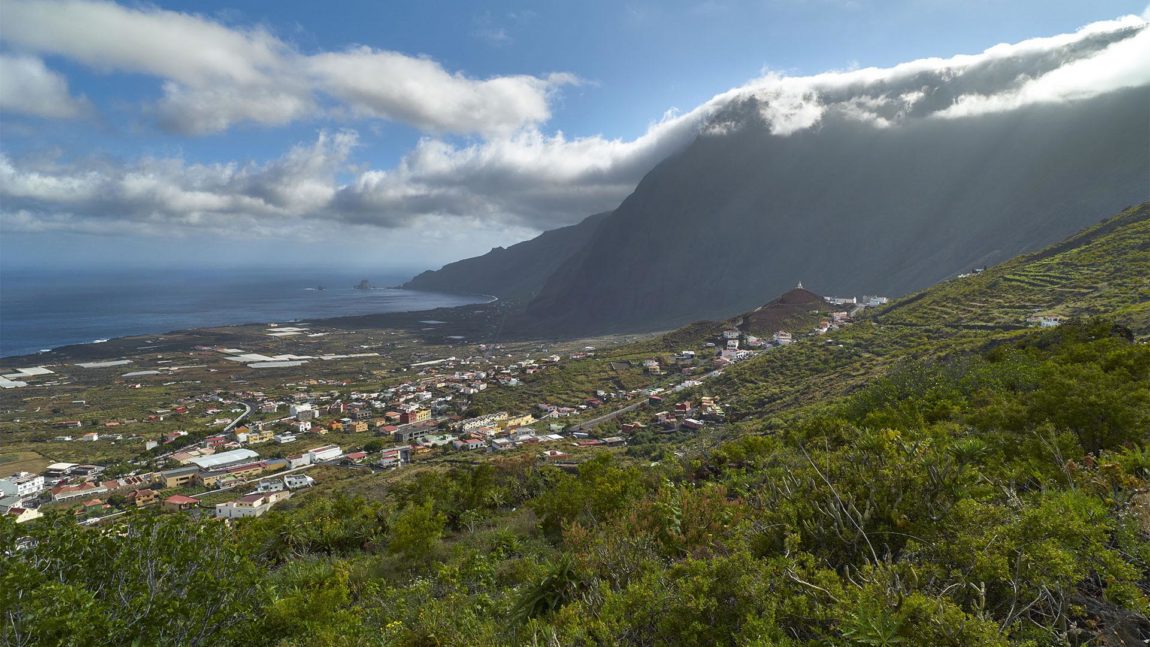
xmin=401 ymin=212 xmax=609 ymax=300
xmin=519 ymin=87 xmax=1149 ymax=334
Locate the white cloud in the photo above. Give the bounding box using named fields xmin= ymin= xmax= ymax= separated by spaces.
xmin=1 ymin=14 xmax=1147 ymax=238
xmin=0 ymin=130 xmax=357 ymax=234
xmin=733 ymin=15 xmax=1149 ymax=129
xmin=0 ymin=54 xmax=88 ymax=118
xmin=0 ymin=0 xmax=574 ymax=135
xmin=307 ymin=49 xmax=577 ymax=136
xmin=934 ymin=21 xmax=1150 ymax=118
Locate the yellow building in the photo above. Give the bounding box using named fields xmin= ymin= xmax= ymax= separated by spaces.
xmin=160 ymin=467 xmax=198 ymax=489
xmin=246 ymin=428 xmax=275 ymax=444
xmin=195 ymin=463 xmax=265 ymax=488
xmin=501 ymin=413 xmax=537 ymax=429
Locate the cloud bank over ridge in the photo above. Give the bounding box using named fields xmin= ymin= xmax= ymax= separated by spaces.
xmin=0 ymin=1 xmax=1147 ymax=238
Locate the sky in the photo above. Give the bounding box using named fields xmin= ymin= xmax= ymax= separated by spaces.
xmin=1 ymin=0 xmax=1148 ymax=274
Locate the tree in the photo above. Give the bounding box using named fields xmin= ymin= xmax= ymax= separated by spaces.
xmin=1 ymin=512 xmax=268 ymax=646
xmin=388 ymin=500 xmax=446 ymax=564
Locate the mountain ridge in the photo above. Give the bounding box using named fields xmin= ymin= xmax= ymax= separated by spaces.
xmin=404 ymin=85 xmax=1149 ymax=338
xmin=401 ymin=211 xmax=610 ymax=300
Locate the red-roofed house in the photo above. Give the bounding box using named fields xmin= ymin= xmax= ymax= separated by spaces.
xmin=163 ymin=495 xmax=201 ymax=512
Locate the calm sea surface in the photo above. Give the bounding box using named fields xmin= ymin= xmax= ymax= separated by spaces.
xmin=0 ymin=268 xmax=487 ymax=358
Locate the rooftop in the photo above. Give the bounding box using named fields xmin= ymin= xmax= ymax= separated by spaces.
xmin=187 ymin=449 xmax=259 ymax=470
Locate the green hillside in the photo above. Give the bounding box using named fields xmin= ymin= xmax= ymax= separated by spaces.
xmin=4 ymin=204 xmax=1150 ymax=646
xmin=873 ymin=201 xmax=1150 ymax=332
xmin=711 ymin=202 xmax=1150 ymax=419
xmin=474 ymin=202 xmax=1149 ymax=423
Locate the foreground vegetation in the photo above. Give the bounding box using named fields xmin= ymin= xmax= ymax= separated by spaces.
xmin=5 ymin=319 xmax=1148 ymax=646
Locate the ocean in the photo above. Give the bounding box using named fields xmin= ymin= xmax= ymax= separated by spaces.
xmin=0 ymin=267 xmax=489 ymax=358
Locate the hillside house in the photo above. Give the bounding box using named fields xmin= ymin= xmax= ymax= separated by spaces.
xmin=283 ymin=474 xmax=315 ymax=490
xmin=126 ymin=489 xmax=158 ymax=507
xmin=453 ymin=438 xmax=486 ymax=452
xmin=51 ymin=482 xmax=109 ymax=502
xmin=378 ymin=446 xmax=412 ymax=468
xmin=160 ymin=467 xmax=199 ymax=489
xmin=0 ymin=473 xmax=45 ymax=498
xmin=286 ymin=454 xmax=311 ymax=469
xmin=307 ymin=445 xmax=343 ymax=463
xmin=400 ymin=408 xmax=430 ymax=425
xmin=255 ymin=479 xmax=284 ymax=493
xmin=214 ymin=491 xmax=291 ymax=519
xmin=162 ymin=494 xmax=200 ymax=512
xmin=7 ymin=507 xmax=43 ymax=524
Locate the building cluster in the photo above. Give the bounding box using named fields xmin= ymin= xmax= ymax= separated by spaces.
xmin=7 ymin=330 xmax=761 ymax=527
xmin=639 ymin=395 xmax=726 ymax=434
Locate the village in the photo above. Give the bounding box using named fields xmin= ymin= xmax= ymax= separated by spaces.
xmin=1 ymin=288 xmax=888 ymax=527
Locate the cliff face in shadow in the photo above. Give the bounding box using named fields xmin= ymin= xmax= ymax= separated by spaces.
xmin=402 ymin=212 xmax=609 ymax=300
xmin=517 ymin=87 xmax=1149 ymax=335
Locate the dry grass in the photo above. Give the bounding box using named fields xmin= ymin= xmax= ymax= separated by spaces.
xmin=0 ymin=450 xmax=53 ymax=475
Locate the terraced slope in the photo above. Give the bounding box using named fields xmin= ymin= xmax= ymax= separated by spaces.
xmin=706 ymin=202 xmax=1150 ymax=419
xmin=470 ymin=203 xmax=1150 ymax=423
xmin=872 ymin=201 xmax=1150 ymax=333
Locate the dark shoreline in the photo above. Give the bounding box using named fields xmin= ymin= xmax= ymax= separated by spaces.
xmin=0 ymin=292 xmax=509 ymax=367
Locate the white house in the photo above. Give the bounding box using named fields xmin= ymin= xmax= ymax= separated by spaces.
xmin=0 ymin=472 xmax=45 ymax=498
xmin=453 ymin=438 xmax=486 ymax=451
xmin=307 ymin=445 xmax=342 ymax=463
xmin=286 ymin=453 xmax=312 ymax=469
xmin=255 ymin=479 xmax=284 ymax=493
xmin=378 ymin=445 xmax=412 ymax=468
xmin=214 ymin=491 xmax=291 ymax=519
xmin=283 ymin=474 xmax=315 ymax=490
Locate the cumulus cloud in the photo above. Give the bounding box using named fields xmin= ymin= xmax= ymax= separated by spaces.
xmin=1 ymin=14 xmax=1147 ymax=237
xmin=0 ymin=0 xmax=573 ymax=135
xmin=0 ymin=131 xmax=356 ymax=234
xmin=0 ymin=54 xmax=88 ymax=118
xmin=307 ymin=49 xmax=577 ymax=135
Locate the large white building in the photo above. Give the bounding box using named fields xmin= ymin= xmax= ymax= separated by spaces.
xmin=306 ymin=445 xmax=342 ymax=463
xmin=214 ymin=491 xmax=291 ymax=519
xmin=187 ymin=449 xmax=259 ymax=471
xmin=0 ymin=472 xmax=45 ymax=498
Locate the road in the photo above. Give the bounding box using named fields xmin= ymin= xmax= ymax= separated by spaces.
xmin=568 ymin=400 xmax=645 ymax=433
xmin=222 ymin=401 xmax=253 ymax=434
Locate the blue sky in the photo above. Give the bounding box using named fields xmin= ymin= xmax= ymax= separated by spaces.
xmin=1 ymin=0 xmax=1147 ymax=273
